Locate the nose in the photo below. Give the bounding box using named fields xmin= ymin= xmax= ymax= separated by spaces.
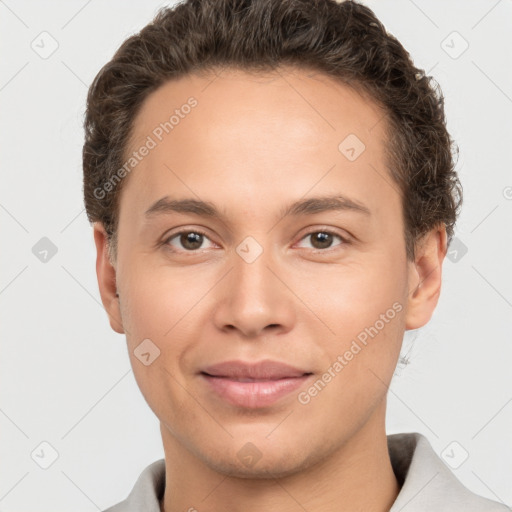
xmin=212 ymin=242 xmax=296 ymax=339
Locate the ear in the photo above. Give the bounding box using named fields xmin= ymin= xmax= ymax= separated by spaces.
xmin=405 ymin=223 xmax=448 ymax=330
xmin=93 ymin=222 xmax=125 ymax=334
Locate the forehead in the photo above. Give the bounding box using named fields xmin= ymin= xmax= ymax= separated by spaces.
xmin=127 ymin=66 xmax=387 ymax=158
xmin=120 ymin=66 xmax=396 ymax=225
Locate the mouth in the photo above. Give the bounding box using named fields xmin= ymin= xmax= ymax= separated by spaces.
xmin=199 ymin=360 xmax=313 ymax=408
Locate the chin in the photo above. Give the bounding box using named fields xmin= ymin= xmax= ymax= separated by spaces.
xmin=205 ymin=455 xmax=309 ymax=480
xmin=197 ymin=438 xmax=324 ymax=480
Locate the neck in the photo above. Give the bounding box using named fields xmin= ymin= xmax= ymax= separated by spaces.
xmin=159 ymin=402 xmax=399 ymax=512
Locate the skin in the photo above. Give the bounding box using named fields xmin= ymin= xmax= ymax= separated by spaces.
xmin=94 ymin=66 xmax=447 ymax=512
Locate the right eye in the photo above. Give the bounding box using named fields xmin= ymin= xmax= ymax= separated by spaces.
xmin=163 ymin=229 xmax=217 ymax=252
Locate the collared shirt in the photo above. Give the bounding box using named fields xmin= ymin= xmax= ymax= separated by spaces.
xmin=103 ymin=432 xmax=510 ymax=511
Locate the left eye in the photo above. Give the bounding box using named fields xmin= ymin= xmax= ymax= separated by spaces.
xmin=296 ymin=230 xmax=346 ymax=250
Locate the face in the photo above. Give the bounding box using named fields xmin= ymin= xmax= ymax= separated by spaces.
xmin=94 ymin=66 xmax=445 ymax=478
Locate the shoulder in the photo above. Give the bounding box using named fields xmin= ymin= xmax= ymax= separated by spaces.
xmin=102 ymin=458 xmax=165 ymax=512
xmin=388 ymin=432 xmax=510 ymax=512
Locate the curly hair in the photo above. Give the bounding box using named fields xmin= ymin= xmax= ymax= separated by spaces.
xmin=83 ymin=0 xmax=462 ymax=263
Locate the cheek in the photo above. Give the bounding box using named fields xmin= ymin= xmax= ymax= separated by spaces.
xmin=118 ymin=260 xmax=221 ymax=397
xmin=296 ymin=304 xmax=405 ymax=442
xmin=116 ymin=266 xmax=187 ymax=389
xmin=294 ymin=254 xmax=407 ymax=396
xmin=118 ymin=265 xmax=202 ymax=423
xmin=120 ymin=260 xmax=207 ymax=344
xmin=294 ymin=252 xmax=407 ymax=340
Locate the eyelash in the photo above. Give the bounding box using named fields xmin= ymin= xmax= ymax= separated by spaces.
xmin=162 ymin=228 xmax=349 ymax=254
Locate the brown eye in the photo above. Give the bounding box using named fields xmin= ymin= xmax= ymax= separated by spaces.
xmin=164 ymin=230 xmax=214 ymax=252
xmin=311 ymin=232 xmax=334 ymax=249
xmin=180 ymin=232 xmax=204 ymax=250
xmin=296 ymin=230 xmax=347 ymax=251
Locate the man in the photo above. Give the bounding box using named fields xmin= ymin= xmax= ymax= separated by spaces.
xmin=82 ymin=0 xmax=509 ymax=510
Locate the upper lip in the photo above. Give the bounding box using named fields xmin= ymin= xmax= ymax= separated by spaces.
xmin=201 ymin=360 xmax=311 ymax=380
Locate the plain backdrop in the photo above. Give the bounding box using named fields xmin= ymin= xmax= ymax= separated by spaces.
xmin=1 ymin=0 xmax=511 ymax=510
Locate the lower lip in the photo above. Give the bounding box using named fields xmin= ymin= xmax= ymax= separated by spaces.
xmin=201 ymin=373 xmax=312 ymax=408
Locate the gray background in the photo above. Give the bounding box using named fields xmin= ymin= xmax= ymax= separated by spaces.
xmin=1 ymin=0 xmax=511 ymax=510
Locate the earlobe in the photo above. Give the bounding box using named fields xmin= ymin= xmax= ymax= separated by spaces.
xmin=404 ymin=224 xmax=448 ymax=330
xmin=93 ymin=222 xmax=125 ymax=334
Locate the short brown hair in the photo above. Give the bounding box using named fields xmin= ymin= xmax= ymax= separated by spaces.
xmin=83 ymin=0 xmax=462 ymax=263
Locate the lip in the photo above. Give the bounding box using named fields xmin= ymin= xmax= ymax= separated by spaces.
xmin=200 ymin=359 xmax=313 ymax=408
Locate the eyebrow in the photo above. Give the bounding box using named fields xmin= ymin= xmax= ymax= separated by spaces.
xmin=144 ymin=194 xmax=371 ymax=221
